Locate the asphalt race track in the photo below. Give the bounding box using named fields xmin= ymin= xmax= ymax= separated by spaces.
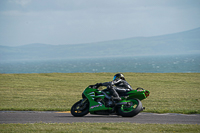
xmin=0 ymin=111 xmax=200 ymax=124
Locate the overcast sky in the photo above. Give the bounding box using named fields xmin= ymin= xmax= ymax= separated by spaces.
xmin=0 ymin=0 xmax=200 ymax=46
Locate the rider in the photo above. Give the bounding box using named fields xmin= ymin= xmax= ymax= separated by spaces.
xmin=96 ymin=73 xmax=133 ymax=101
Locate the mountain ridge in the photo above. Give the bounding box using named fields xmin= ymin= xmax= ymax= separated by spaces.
xmin=0 ymin=27 xmax=200 ymax=61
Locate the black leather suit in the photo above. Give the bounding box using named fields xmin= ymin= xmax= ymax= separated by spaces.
xmin=101 ymin=79 xmax=133 ymax=98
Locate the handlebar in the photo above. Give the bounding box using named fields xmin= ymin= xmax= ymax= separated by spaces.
xmin=89 ymin=85 xmax=99 ymax=89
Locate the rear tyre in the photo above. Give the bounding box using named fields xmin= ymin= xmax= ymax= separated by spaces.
xmin=71 ymin=99 xmax=89 ymax=117
xmin=118 ymin=98 xmax=143 ymax=117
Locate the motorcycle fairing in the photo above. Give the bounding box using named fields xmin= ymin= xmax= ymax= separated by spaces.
xmin=83 ymin=87 xmax=112 ymax=111
xmin=127 ymin=90 xmax=150 ymax=100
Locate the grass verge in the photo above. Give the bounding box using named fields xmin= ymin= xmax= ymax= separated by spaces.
xmin=0 ymin=73 xmax=200 ymax=114
xmin=0 ymin=122 xmax=200 ymax=133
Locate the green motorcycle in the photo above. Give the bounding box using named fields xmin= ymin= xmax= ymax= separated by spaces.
xmin=71 ymin=85 xmax=150 ymax=117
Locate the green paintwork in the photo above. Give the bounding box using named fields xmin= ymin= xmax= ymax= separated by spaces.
xmin=83 ymin=87 xmax=112 ymax=112
xmin=127 ymin=90 xmax=150 ymax=101
xmin=83 ymin=86 xmax=150 ymax=113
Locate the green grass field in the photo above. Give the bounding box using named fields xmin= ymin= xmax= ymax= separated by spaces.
xmin=0 ymin=73 xmax=200 ymax=114
xmin=1 ymin=73 xmax=199 ymax=132
xmin=0 ymin=122 xmax=200 ymax=133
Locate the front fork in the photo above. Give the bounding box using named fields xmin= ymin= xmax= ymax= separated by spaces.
xmin=80 ymin=98 xmax=88 ymax=106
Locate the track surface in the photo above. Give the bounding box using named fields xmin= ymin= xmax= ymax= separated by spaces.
xmin=0 ymin=111 xmax=199 ymax=124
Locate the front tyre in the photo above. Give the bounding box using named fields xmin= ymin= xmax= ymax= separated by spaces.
xmin=118 ymin=98 xmax=143 ymax=117
xmin=71 ymin=99 xmax=89 ymax=117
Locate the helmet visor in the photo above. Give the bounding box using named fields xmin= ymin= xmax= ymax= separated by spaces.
xmin=113 ymin=75 xmax=117 ymax=80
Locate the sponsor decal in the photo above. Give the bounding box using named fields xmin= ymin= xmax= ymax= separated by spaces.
xmin=90 ymin=104 xmax=103 ymax=109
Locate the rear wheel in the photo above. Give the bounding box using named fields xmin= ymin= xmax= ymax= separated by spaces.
xmin=71 ymin=99 xmax=89 ymax=117
xmin=118 ymin=98 xmax=143 ymax=117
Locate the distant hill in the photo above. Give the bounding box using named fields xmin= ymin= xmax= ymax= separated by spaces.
xmin=0 ymin=27 xmax=200 ymax=61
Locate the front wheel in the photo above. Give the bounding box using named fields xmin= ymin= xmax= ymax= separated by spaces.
xmin=118 ymin=98 xmax=143 ymax=117
xmin=71 ymin=99 xmax=89 ymax=117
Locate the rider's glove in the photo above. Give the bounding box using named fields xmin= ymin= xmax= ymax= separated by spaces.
xmin=95 ymin=83 xmax=102 ymax=86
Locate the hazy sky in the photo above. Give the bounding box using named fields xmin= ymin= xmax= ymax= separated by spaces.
xmin=0 ymin=0 xmax=200 ymax=46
